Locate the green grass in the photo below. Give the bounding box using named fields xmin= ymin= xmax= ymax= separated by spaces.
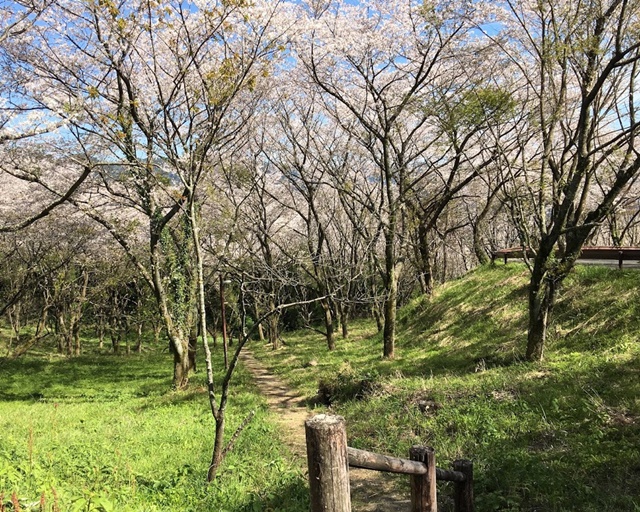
xmin=252 ymin=264 xmax=640 ymax=511
xmin=0 ymin=341 xmax=308 ymax=511
xmin=3 ymin=264 xmax=639 ymax=511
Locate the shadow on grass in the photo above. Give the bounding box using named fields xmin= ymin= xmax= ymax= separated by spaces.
xmin=447 ymin=354 xmax=640 ymax=511
xmin=130 ymin=360 xmax=267 ymax=414
xmin=340 ymin=355 xmax=640 ymax=511
xmin=0 ymin=352 xmax=174 ymax=402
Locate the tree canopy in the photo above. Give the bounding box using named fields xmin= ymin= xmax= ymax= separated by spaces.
xmin=2 ymin=0 xmax=640 ymax=382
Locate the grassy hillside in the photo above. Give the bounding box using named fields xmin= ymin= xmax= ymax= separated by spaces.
xmin=0 ymin=347 xmax=308 ymax=511
xmin=252 ymin=264 xmax=640 ymax=511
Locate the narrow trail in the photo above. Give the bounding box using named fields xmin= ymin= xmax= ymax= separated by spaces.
xmin=239 ymin=350 xmax=410 ymax=512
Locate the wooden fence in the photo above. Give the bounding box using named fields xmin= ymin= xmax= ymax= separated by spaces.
xmin=305 ymin=414 xmax=473 ymax=512
xmin=492 ymin=246 xmax=640 ymax=269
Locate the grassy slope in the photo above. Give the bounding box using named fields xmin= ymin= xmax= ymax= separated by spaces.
xmin=0 ymin=344 xmax=308 ymax=511
xmin=252 ymin=264 xmax=640 ymax=511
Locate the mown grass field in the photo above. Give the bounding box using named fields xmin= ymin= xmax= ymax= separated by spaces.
xmin=252 ymin=264 xmax=640 ymax=511
xmin=0 ymin=343 xmax=308 ymax=511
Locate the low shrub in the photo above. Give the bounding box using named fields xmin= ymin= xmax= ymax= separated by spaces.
xmin=316 ymin=363 xmax=382 ymax=405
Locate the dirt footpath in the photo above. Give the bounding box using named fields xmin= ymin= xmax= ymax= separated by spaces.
xmin=239 ymin=350 xmax=409 ymax=512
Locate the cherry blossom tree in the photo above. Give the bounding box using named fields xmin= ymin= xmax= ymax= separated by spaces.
xmin=494 ymin=0 xmax=640 ymax=360
xmin=0 ymin=2 xmax=93 ymax=232
xmin=1 ymin=0 xmax=294 ymax=481
xmin=257 ymin=88 xmax=354 ymax=350
xmin=294 ymin=0 xmax=494 ymax=358
xmin=8 ymin=0 xmax=289 ymax=389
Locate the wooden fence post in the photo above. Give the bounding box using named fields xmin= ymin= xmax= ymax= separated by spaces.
xmin=305 ymin=414 xmax=351 ymax=512
xmin=409 ymin=446 xmax=437 ymax=512
xmin=453 ymin=459 xmax=473 ymax=512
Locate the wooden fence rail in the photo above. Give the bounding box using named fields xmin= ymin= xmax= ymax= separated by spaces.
xmin=492 ymin=245 xmax=640 ymax=269
xmin=306 ymin=414 xmax=473 ymax=512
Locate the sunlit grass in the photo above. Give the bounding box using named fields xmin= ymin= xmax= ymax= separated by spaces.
xmin=0 ymin=343 xmax=308 ymax=511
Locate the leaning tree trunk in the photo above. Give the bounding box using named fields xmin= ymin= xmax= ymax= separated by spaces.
xmin=473 ymin=224 xmax=491 ymax=266
xmin=472 ymin=187 xmax=501 ymax=266
xmin=35 ymin=303 xmax=50 ymax=338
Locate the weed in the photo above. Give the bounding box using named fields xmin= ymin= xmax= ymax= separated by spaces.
xmin=11 ymin=493 xmax=20 ymax=512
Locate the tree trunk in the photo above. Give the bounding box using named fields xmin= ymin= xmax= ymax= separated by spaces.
xmin=417 ymin=224 xmax=435 ymax=296
xmin=135 ymin=322 xmax=143 ymax=353
xmin=173 ymin=346 xmax=190 ymax=389
xmin=254 ymin=302 xmax=265 ymax=342
xmin=98 ymin=317 xmax=105 ymax=349
xmin=35 ymin=304 xmax=49 ymax=338
xmin=220 ymin=275 xmax=229 ymax=369
xmin=473 ymin=204 xmax=492 ymax=265
xmin=268 ymin=298 xmax=279 ymax=350
xmin=526 ymin=258 xmax=557 ymax=361
xmin=111 ymin=330 xmax=120 ymax=354
xmin=526 ymin=303 xmax=547 ymax=362
xmin=65 ymin=330 xmax=73 ymax=356
xmin=71 ymin=269 xmax=89 ymax=356
xmin=383 ymin=263 xmax=397 ymax=359
xmin=188 ymin=320 xmax=198 ymax=372
xmin=424 ymin=257 xmax=434 ymax=296
xmin=7 ymin=310 xmax=13 ymax=348
xmin=338 ymin=303 xmax=349 ymax=339
xmin=56 ymin=313 xmax=72 ymax=355
xmin=153 ymin=321 xmax=162 ymax=344
xmin=207 ymin=412 xmax=226 ymax=482
xmin=373 ymin=306 xmax=383 ymax=333
xmin=9 ymin=305 xmax=21 ymax=346
xmin=322 ymin=300 xmax=335 ymax=351
xmin=73 ymin=322 xmax=81 ymax=356
xmin=471 ymin=187 xmax=502 ymax=265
